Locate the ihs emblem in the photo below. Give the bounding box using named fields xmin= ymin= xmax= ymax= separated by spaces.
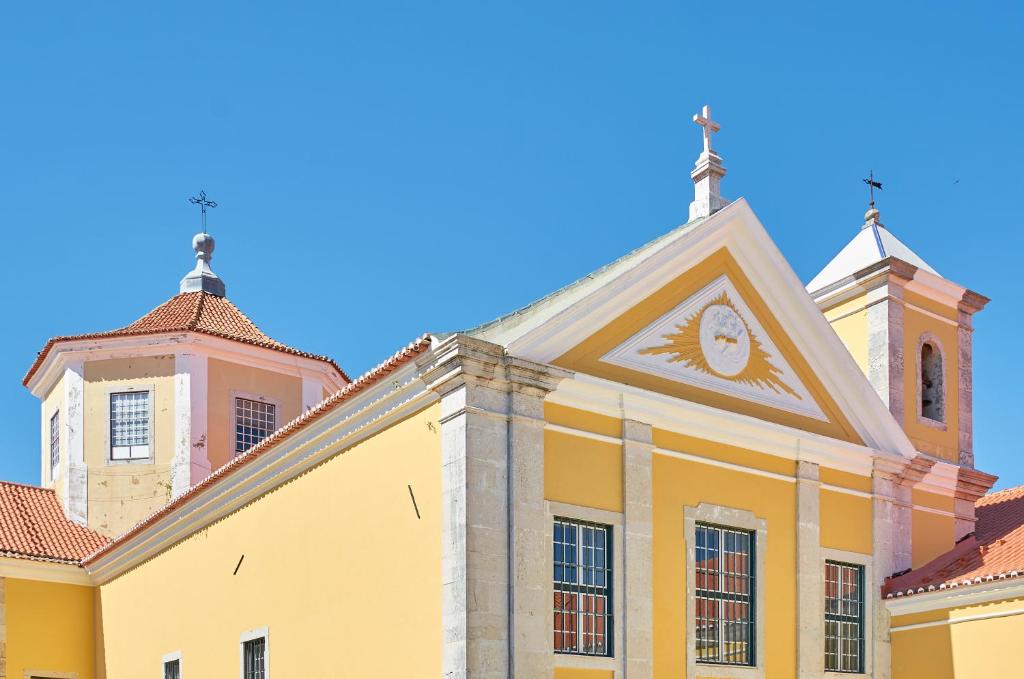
xmin=639 ymin=292 xmax=799 ymax=398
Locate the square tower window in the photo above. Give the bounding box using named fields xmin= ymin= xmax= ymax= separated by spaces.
xmin=110 ymin=391 xmax=151 ymax=460
xmin=49 ymin=410 xmax=60 ymax=475
xmin=235 ymin=398 xmax=276 ymax=456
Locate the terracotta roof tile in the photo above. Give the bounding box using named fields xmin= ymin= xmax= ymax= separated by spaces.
xmin=884 ymin=485 xmax=1024 ymax=598
xmin=24 ymin=291 xmax=349 ymax=385
xmin=83 ymin=335 xmax=433 ymax=567
xmin=0 ymin=481 xmax=108 ymax=564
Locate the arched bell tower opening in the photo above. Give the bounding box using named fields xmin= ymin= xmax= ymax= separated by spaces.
xmin=919 ymin=337 xmax=945 ymax=424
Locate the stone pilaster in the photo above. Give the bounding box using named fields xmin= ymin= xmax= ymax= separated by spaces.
xmin=956 ymin=291 xmax=987 ymax=468
xmin=871 ymin=460 xmax=912 ymax=679
xmin=865 ymin=264 xmax=914 ymax=425
xmin=622 ymin=420 xmax=654 ymax=679
xmin=63 ymin=362 xmax=87 ymax=525
xmin=0 ymin=576 xmax=6 ymax=679
xmin=795 ymin=460 xmax=822 ymax=679
xmin=418 ymin=335 xmax=569 ymax=679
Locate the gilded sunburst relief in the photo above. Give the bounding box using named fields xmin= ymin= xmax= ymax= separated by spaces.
xmin=639 ymin=292 xmax=799 ymax=398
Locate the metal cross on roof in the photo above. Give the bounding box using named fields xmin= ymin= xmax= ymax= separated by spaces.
xmin=693 ymin=105 xmax=721 ymax=153
xmin=188 ymin=190 xmax=218 ymax=233
xmin=863 ymin=171 xmax=882 ymax=209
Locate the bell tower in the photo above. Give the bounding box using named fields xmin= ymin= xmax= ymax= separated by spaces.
xmin=807 ymin=205 xmax=988 ymax=467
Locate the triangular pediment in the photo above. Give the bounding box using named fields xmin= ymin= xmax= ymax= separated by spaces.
xmin=470 ymin=199 xmax=916 ymax=456
xmin=601 ymin=273 xmax=825 ymax=421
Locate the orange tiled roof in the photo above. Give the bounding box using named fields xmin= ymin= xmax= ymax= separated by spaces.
xmin=885 ymin=484 xmax=1024 ymax=598
xmin=24 ymin=291 xmax=349 ymax=385
xmin=83 ymin=335 xmax=433 ymax=567
xmin=0 ymin=481 xmax=108 ymax=564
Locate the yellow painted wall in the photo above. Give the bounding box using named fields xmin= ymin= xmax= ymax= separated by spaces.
xmin=654 ymin=428 xmax=796 ymax=477
xmin=902 ymin=307 xmax=959 ymax=461
xmin=544 ymin=430 xmax=622 ymax=513
xmin=554 ymin=668 xmax=614 ymax=679
xmin=820 ymin=488 xmax=872 ymax=554
xmin=822 ymin=294 xmax=869 ymax=374
xmin=96 ymin=403 xmax=442 ymax=679
xmin=819 ymin=467 xmax=872 ymax=494
xmin=545 ymin=403 xmax=621 ymax=438
xmin=41 ymin=374 xmax=65 ymax=493
xmin=6 ymin=577 xmax=95 ymax=679
xmin=912 ymin=508 xmax=955 ymax=569
xmin=653 ymin=451 xmax=796 ymax=678
xmin=891 ymin=597 xmax=1024 ymax=679
xmin=84 ymin=356 xmax=176 ymax=537
xmin=206 ymin=358 xmax=302 ymax=473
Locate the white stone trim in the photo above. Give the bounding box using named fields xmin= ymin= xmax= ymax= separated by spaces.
xmin=544 ymin=423 xmax=622 ymax=446
xmin=63 ymin=363 xmax=86 ymax=524
xmin=914 ymin=332 xmax=948 ymax=429
xmin=301 ymin=377 xmax=324 ymax=412
xmin=885 ymin=578 xmax=1024 ymax=616
xmin=173 ymin=352 xmax=208 ymax=496
xmin=683 ymin=503 xmax=767 ymax=679
xmin=821 ymin=547 xmax=874 ymax=678
xmin=546 ymin=501 xmax=625 ymax=678
xmin=162 ymin=650 xmax=182 ymax=677
xmin=0 ymin=556 xmax=92 ymax=586
xmin=796 ymin=462 xmax=822 ymax=679
xmin=239 ymin=626 xmax=269 ymax=679
xmin=86 ymin=361 xmax=432 ymax=583
xmin=890 ymin=606 xmax=1024 ymax=633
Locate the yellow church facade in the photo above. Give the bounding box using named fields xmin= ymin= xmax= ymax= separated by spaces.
xmin=1 ymin=108 xmax=1019 ymax=679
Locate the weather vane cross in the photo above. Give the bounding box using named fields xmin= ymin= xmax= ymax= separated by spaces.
xmin=188 ymin=190 xmax=218 ymax=232
xmin=862 ymin=171 xmax=882 ymax=209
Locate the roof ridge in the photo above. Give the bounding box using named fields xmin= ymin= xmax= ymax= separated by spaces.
xmin=186 ymin=289 xmax=206 ymax=331
xmin=0 ymin=479 xmax=54 ymax=492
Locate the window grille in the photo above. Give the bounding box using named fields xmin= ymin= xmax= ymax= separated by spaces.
xmin=553 ymin=517 xmax=612 ymax=656
xmin=110 ymin=391 xmax=150 ymax=460
xmin=235 ymin=398 xmax=276 ymax=455
xmin=243 ymin=637 xmax=266 ymax=679
xmin=695 ymin=522 xmax=754 ymax=666
xmin=49 ymin=411 xmax=60 ymax=474
xmin=163 ymin=658 xmax=180 ymax=679
xmin=825 ymin=560 xmax=864 ymax=673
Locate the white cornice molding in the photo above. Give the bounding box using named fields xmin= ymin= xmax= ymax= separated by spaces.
xmin=27 ymin=332 xmax=347 ymax=398
xmin=885 ymin=577 xmax=1024 ymax=616
xmin=548 ymin=372 xmax=905 ymax=477
xmin=85 ymin=360 xmax=433 ymax=583
xmin=0 ymin=555 xmax=92 ymax=586
xmin=499 ymin=199 xmax=916 ymax=459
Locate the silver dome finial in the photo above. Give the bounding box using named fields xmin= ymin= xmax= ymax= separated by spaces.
xmin=179 ymin=231 xmax=226 ymax=296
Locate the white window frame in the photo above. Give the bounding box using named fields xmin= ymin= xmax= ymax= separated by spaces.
xmin=49 ymin=409 xmax=60 ymax=479
xmin=823 ymin=548 xmax=874 ymax=678
xmin=106 ymin=384 xmax=156 ymax=464
xmin=230 ymin=391 xmax=281 ymax=457
xmin=916 ymin=332 xmax=948 ymax=429
xmin=545 ymin=501 xmax=624 ymax=676
xmin=239 ymin=626 xmax=269 ymax=679
xmin=25 ymin=671 xmax=77 ymax=679
xmin=684 ymin=503 xmax=767 ymax=679
xmin=161 ymin=650 xmax=182 ymax=679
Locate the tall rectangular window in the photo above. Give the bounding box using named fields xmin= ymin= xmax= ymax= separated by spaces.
xmin=695 ymin=522 xmax=754 ymax=666
xmin=242 ymin=636 xmax=266 ymax=679
xmin=235 ymin=398 xmax=276 ymax=455
xmin=110 ymin=391 xmax=150 ymax=460
xmin=49 ymin=411 xmax=60 ymax=474
xmin=825 ymin=561 xmax=864 ymax=673
xmin=163 ymin=658 xmax=180 ymax=679
xmin=553 ymin=517 xmax=612 ymax=656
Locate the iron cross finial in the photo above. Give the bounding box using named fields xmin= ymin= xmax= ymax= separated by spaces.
xmin=188 ymin=190 xmax=218 ymax=233
xmin=693 ymin=105 xmax=721 ymax=154
xmin=862 ymin=171 xmax=882 ymax=209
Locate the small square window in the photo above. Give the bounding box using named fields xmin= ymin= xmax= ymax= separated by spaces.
xmin=163 ymin=658 xmax=181 ymax=679
xmin=235 ymin=398 xmax=276 ymax=455
xmin=110 ymin=391 xmax=151 ymax=460
xmin=242 ymin=636 xmax=266 ymax=679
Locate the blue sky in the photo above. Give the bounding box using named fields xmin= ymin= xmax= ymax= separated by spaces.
xmin=1 ymin=2 xmax=1021 ymax=488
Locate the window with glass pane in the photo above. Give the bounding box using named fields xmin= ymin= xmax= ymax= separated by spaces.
xmin=110 ymin=391 xmax=150 ymax=460
xmin=235 ymin=398 xmax=276 ymax=455
xmin=49 ymin=411 xmax=60 ymax=474
xmin=163 ymin=658 xmax=180 ymax=679
xmin=695 ymin=522 xmax=754 ymax=666
xmin=825 ymin=561 xmax=864 ymax=673
xmin=243 ymin=637 xmax=266 ymax=679
xmin=553 ymin=517 xmax=612 ymax=656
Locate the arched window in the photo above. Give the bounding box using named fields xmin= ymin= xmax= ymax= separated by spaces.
xmin=920 ymin=340 xmax=944 ymax=422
